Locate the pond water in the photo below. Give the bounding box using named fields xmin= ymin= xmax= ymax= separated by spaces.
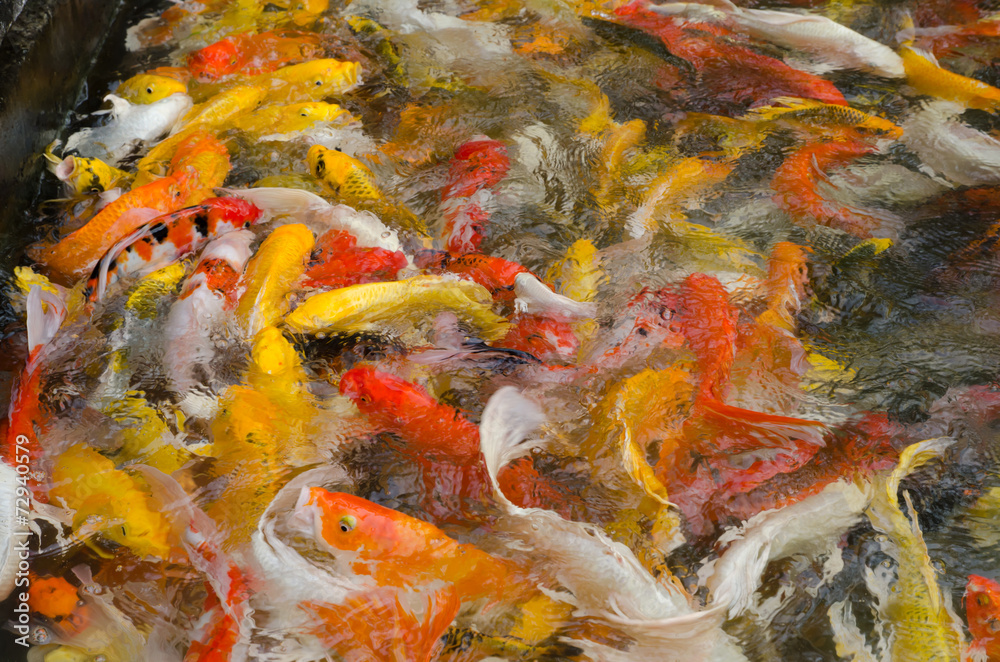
xmin=4 ymin=0 xmax=1000 ymax=660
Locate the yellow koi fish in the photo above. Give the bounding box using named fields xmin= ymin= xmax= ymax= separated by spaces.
xmin=230 ymin=101 xmax=354 ymax=137
xmin=49 ymin=445 xmax=174 ymax=559
xmin=900 ymin=45 xmax=1000 ymax=112
xmin=284 ymin=275 xmax=508 ymax=340
xmin=44 ymin=146 xmax=132 ymax=195
xmin=116 ymin=73 xmax=187 ymax=105
xmin=256 ymin=58 xmax=362 ymax=103
xmin=744 ymin=97 xmax=903 ymax=139
xmin=307 ymin=145 xmax=428 ymax=236
xmin=624 ymin=156 xmax=733 ymax=239
xmin=236 ymin=223 xmax=315 ymax=338
xmin=866 ymin=437 xmax=964 ymax=662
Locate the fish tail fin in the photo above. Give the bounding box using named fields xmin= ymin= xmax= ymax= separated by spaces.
xmin=884 ymin=437 xmax=954 ymax=509
xmin=26 ymin=285 xmax=66 ymax=360
xmin=480 ymin=387 xmax=548 ymax=512
xmin=896 ymin=11 xmax=915 ymax=46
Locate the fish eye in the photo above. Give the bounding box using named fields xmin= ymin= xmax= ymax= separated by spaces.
xmin=146 ymin=86 xmax=154 ymax=94
xmin=359 ymin=394 xmax=371 ymax=404
xmin=315 ymin=79 xmax=322 ymax=86
xmin=339 ymin=515 xmax=357 ymax=533
xmin=301 ymin=111 xmax=309 ymax=117
xmin=979 ymin=594 xmax=992 ymax=607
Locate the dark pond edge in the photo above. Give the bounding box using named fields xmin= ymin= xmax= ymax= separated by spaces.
xmin=0 ymin=0 xmax=124 ymax=298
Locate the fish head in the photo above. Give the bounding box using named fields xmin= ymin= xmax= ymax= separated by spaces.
xmin=251 ymin=326 xmax=301 ymax=377
xmin=966 ymin=574 xmax=1000 ymax=641
xmin=284 ymin=59 xmax=361 ymax=97
xmin=294 ymin=487 xmax=414 ymax=560
xmin=117 ymin=74 xmax=187 ymax=105
xmin=295 ymin=101 xmax=348 ymax=123
xmin=307 ymin=145 xmax=359 ymax=187
xmin=444 ymin=138 xmax=511 ymax=198
xmin=187 ymin=37 xmax=242 ymax=80
xmin=206 ymin=196 xmax=264 ymax=228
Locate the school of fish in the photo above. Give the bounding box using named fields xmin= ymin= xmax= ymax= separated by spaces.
xmin=6 ymin=0 xmax=1000 ymax=659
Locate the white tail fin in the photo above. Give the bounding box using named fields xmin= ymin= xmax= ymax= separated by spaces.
xmin=26 ymin=285 xmax=66 ymax=361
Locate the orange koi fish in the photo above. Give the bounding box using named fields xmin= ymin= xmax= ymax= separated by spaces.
xmin=966 ymin=574 xmax=1000 ymax=661
xmin=35 ymin=172 xmax=195 ymax=281
xmin=303 ymin=587 xmax=461 ymax=662
xmin=612 ymin=2 xmax=847 ymax=109
xmin=295 ymin=487 xmax=522 ymax=601
xmin=186 ymin=30 xmax=322 ymax=81
xmin=165 ymin=131 xmax=231 ymax=192
xmin=496 ymin=314 xmax=580 ymax=364
xmin=303 ymin=229 xmax=407 ymax=289
xmin=87 ymin=197 xmax=262 ymax=301
xmin=771 ymin=139 xmax=892 ymax=238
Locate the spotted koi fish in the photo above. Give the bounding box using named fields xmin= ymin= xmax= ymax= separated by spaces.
xmin=87 ymin=197 xmax=262 ymax=301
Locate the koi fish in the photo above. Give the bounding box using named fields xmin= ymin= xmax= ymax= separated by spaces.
xmin=303 ymin=229 xmax=407 ymax=289
xmin=339 ymin=366 xmax=481 ymax=462
xmin=650 ymin=1 xmax=905 ymax=78
xmin=442 ymin=137 xmax=510 ymax=199
xmin=965 ymin=574 xmax=1000 ymax=661
xmin=284 ymin=276 xmax=508 ymax=341
xmin=229 ymin=101 xmax=354 ymax=138
xmin=256 ymin=58 xmax=362 ymax=103
xmin=496 ymin=314 xmax=580 ymax=363
xmin=34 ymin=172 xmax=193 ymax=281
xmin=48 ymin=444 xmax=174 ymax=559
xmin=44 ymin=149 xmax=132 ymax=195
xmin=612 ymin=3 xmax=848 ymax=107
xmin=623 ymin=156 xmax=732 ymax=239
xmin=116 ymin=73 xmax=187 ymax=104
xmin=235 ymin=222 xmax=315 ymax=337
xmin=865 ymin=437 xmax=964 ymax=662
xmin=186 ymin=30 xmax=322 ymax=81
xmin=900 ymin=44 xmax=1000 ymax=112
xmin=743 ymin=97 xmax=903 ymax=139
xmin=134 ymin=85 xmax=267 ymax=180
xmin=416 ymin=250 xmax=530 ymax=303
xmin=303 ymin=587 xmax=460 ymax=662
xmin=223 ymin=186 xmax=402 ymax=252
xmin=64 ymin=93 xmax=193 ymax=165
xmin=900 ymin=100 xmax=1000 ymax=187
xmin=87 ymin=197 xmax=262 ymax=301
xmin=307 ymin=145 xmax=429 ymax=237
xmin=771 ymin=139 xmax=897 ymax=238
xmin=293 ymin=487 xmax=522 ymax=601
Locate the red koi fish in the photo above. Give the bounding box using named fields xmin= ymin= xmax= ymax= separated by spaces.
xmin=183 ymin=525 xmax=253 ymax=662
xmin=339 ymin=366 xmax=582 ymax=519
xmin=613 ymin=2 xmax=847 ymax=109
xmin=87 ymin=197 xmax=262 ymax=301
xmin=1 ymin=287 xmax=66 ymax=504
xmin=441 ymin=138 xmax=510 ymax=254
xmin=771 ymin=139 xmax=892 ymax=238
xmin=442 ymin=138 xmax=510 ymax=199
xmin=187 ymin=30 xmax=323 ymax=81
xmin=966 ymin=574 xmax=1000 ymax=661
xmin=303 ymin=229 xmax=407 ymax=289
xmin=496 ymin=314 xmax=579 ymax=363
xmin=416 ymin=250 xmax=530 ymax=303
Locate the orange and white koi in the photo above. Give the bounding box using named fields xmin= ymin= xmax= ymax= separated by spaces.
xmin=87 ymin=197 xmax=262 ymax=301
xmin=293 ymin=487 xmax=522 ymax=601
xmin=440 ymin=138 xmax=510 ymax=254
xmin=965 ymin=574 xmax=1000 ymax=661
xmin=303 ymin=228 xmax=407 ymax=289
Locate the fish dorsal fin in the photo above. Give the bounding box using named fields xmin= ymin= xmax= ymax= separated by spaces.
xmin=896 ymin=11 xmax=915 ymax=46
